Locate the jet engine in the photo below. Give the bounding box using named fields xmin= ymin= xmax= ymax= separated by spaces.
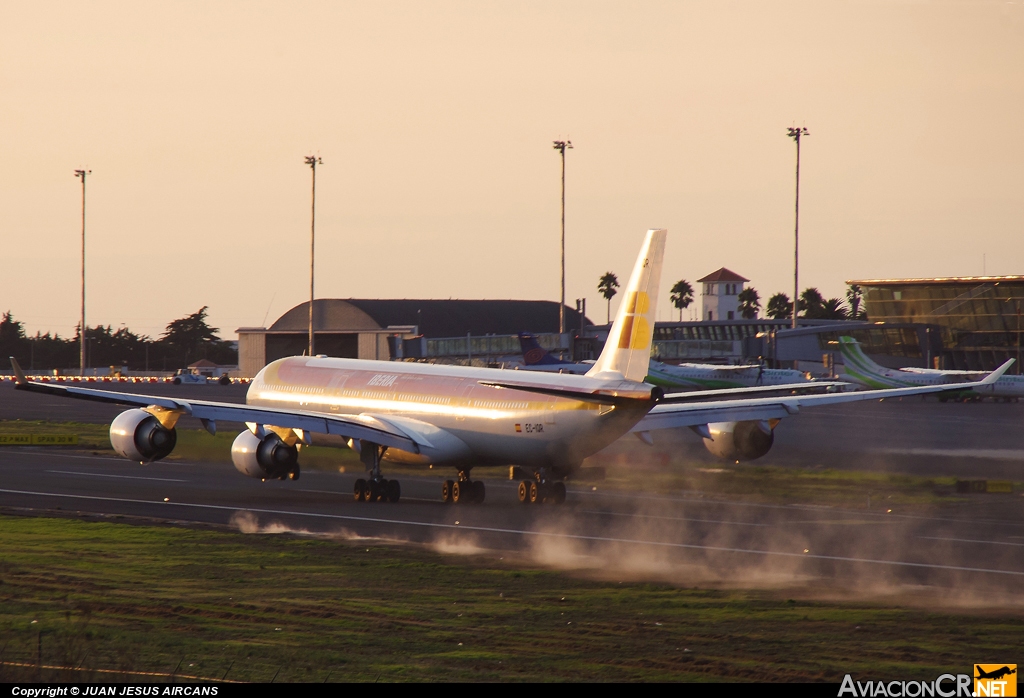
xmin=231 ymin=429 xmax=300 ymax=480
xmin=702 ymin=420 xmax=774 ymax=462
xmin=109 ymin=409 xmax=177 ymax=463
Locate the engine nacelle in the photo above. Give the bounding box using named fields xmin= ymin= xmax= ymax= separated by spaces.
xmin=231 ymin=430 xmax=299 ymax=480
xmin=702 ymin=420 xmax=774 ymax=462
xmin=110 ymin=409 xmax=177 ymax=463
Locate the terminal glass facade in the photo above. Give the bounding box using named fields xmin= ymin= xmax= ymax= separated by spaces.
xmin=854 ymin=278 xmax=1024 ymax=370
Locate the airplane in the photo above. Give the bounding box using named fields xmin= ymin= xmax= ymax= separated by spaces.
xmin=518 ymin=330 xmax=829 ymax=393
xmin=975 ymin=666 xmax=1017 ymax=681
xmin=10 ymin=229 xmax=1014 ymax=507
xmin=837 ymin=336 xmax=1024 ymax=400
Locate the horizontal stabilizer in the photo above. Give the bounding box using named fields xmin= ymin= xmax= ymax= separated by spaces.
xmin=478 ymin=380 xmax=658 ymax=405
xmin=660 ymin=381 xmax=848 ymax=403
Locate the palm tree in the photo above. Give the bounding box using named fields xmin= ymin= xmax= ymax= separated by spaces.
xmin=737 ymin=287 xmax=761 ymax=319
xmin=670 ymin=280 xmax=694 ymax=321
xmin=597 ymin=272 xmax=620 ymax=324
xmin=821 ymin=298 xmax=849 ymax=320
xmin=846 ymin=284 xmax=867 ymax=320
xmin=766 ymin=292 xmax=792 ymax=320
xmin=798 ymin=288 xmax=826 ymax=319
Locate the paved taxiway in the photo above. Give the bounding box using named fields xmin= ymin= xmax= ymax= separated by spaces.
xmin=2 ymin=380 xmax=1023 ymax=596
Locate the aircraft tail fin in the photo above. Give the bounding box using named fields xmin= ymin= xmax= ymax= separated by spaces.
xmin=518 ymin=333 xmax=572 ymax=366
xmin=837 ymin=336 xmax=887 ymax=377
xmin=587 ymin=229 xmax=667 ymax=382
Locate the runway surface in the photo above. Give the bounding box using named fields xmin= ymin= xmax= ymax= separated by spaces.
xmin=2 ymin=380 xmax=1023 ymax=599
xmin=2 ymin=447 xmax=1024 ymax=599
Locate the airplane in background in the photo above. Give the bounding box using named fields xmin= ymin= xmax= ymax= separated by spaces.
xmin=11 ymin=229 xmax=1013 ymax=507
xmin=516 ymin=333 xmax=590 ymax=374
xmin=518 ymin=331 xmax=823 ymax=392
xmin=837 ymin=336 xmax=1024 ymax=400
xmin=644 ymin=361 xmax=815 ymax=392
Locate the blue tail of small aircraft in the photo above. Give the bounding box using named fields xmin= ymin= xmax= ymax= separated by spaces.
xmin=518 ymin=333 xmax=574 ymax=366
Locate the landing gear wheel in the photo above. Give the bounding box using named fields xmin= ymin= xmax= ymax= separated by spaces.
xmin=473 ymin=480 xmax=486 ymax=504
xmin=369 ymin=479 xmax=382 ymax=502
xmin=288 ymin=464 xmax=301 ymax=481
xmin=552 ymin=481 xmax=566 ymax=504
xmin=452 ymin=480 xmax=464 ymax=504
xmin=386 ymin=479 xmax=401 ymax=503
xmin=442 ymin=480 xmax=455 ymax=503
xmin=354 ymin=478 xmax=367 ymax=502
xmin=528 ymin=481 xmax=540 ymax=504
xmin=518 ymin=480 xmax=530 ymax=504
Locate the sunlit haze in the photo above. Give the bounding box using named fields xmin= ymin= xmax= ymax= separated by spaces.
xmin=2 ymin=1 xmax=1022 ymax=339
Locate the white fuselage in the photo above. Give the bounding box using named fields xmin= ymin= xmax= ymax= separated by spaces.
xmin=247 ymin=356 xmax=653 ymax=469
xmin=645 ymin=360 xmax=809 ymax=391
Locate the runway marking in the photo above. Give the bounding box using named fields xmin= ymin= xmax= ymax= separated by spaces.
xmin=2 ymin=487 xmax=1023 ymax=578
xmin=919 ymin=535 xmax=1024 ymax=548
xmin=578 ymin=509 xmax=767 ymax=527
xmin=10 ymin=450 xmax=1024 ymax=529
xmin=46 ymin=470 xmax=187 ymax=483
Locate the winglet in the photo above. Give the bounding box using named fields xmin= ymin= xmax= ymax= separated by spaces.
xmin=979 ymin=358 xmax=1014 ymax=385
xmin=9 ymin=357 xmax=27 ymax=386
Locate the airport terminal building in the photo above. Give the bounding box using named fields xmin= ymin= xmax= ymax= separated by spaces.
xmin=850 ymin=276 xmax=1024 ymax=370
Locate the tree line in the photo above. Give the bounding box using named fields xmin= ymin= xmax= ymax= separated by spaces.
xmin=596 ymin=273 xmax=867 ymax=322
xmin=0 ymin=306 xmax=237 ymax=372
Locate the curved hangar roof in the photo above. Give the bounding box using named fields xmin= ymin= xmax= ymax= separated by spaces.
xmin=269 ymin=299 xmax=592 ymax=337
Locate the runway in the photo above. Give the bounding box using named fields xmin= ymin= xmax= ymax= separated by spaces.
xmin=3 ymin=447 xmax=1024 ymax=599
xmin=2 ymin=380 xmax=1024 ymax=599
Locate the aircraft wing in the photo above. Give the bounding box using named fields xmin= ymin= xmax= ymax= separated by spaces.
xmin=9 ymin=360 xmax=418 ymax=452
xmin=635 ymin=359 xmax=1014 ymax=432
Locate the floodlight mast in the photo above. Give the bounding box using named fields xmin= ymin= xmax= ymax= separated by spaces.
xmin=787 ymin=126 xmax=809 ymax=330
xmin=74 ymin=169 xmax=91 ymax=376
xmin=553 ymin=139 xmax=573 ymax=336
xmin=305 ymin=155 xmax=322 ymax=357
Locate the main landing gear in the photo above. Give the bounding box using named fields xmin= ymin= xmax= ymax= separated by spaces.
xmin=353 ymin=477 xmax=401 ymax=503
xmin=442 ymin=471 xmax=485 ymax=504
xmin=352 ymin=441 xmax=401 ymax=504
xmin=517 ymin=478 xmax=566 ymax=505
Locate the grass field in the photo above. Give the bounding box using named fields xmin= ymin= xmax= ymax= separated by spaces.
xmin=0 ymin=514 xmax=1019 ymax=683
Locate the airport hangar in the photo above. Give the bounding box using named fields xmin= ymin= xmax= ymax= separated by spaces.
xmin=236 ymin=299 xmax=591 ymax=378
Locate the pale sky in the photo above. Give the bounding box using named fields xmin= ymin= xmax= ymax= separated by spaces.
xmin=2 ymin=1 xmax=1022 ymax=339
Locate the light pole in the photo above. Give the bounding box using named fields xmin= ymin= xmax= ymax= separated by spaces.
xmin=304 ymin=155 xmax=322 ymax=357
xmin=553 ymin=139 xmax=572 ymax=335
xmin=74 ymin=169 xmax=91 ymax=376
xmin=787 ymin=126 xmax=808 ymax=330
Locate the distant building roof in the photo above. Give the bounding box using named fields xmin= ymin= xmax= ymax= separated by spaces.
xmin=697 ymin=268 xmax=749 ymax=283
xmin=848 ymin=276 xmax=1024 ymax=286
xmin=264 ymin=299 xmax=592 ymax=338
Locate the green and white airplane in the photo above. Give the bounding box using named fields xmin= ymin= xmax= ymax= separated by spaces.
xmin=837 ymin=336 xmax=1023 ymax=398
xmin=645 ymin=360 xmax=816 ymax=392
